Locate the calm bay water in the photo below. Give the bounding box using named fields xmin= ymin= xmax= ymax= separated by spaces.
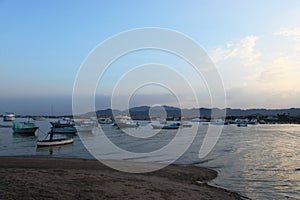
xmin=0 ymin=118 xmax=299 ymax=199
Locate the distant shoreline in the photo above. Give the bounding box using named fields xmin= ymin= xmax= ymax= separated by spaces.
xmin=3 ymin=106 xmax=300 ymax=124
xmin=0 ymin=156 xmax=246 ymax=200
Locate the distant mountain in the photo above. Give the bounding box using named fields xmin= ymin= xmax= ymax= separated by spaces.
xmin=92 ymin=106 xmax=300 ymax=119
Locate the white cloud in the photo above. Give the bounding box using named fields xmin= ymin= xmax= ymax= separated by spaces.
xmin=210 ymin=35 xmax=261 ymax=66
xmin=208 ymin=28 xmax=300 ymax=108
xmin=274 ymin=26 xmax=300 ymax=37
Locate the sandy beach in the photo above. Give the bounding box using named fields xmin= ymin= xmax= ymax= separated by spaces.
xmin=0 ymin=156 xmax=246 ymax=200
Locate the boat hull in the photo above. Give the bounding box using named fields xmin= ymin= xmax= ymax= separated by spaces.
xmin=37 ymin=138 xmax=74 ymax=147
xmin=13 ymin=127 xmax=38 ymax=134
xmin=52 ymin=127 xmax=77 ymax=134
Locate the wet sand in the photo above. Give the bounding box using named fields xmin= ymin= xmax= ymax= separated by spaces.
xmin=0 ymin=156 xmax=246 ymax=200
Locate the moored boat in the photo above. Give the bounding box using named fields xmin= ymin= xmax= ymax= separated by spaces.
xmin=50 ymin=118 xmax=77 ymax=134
xmin=12 ymin=122 xmax=38 ymax=134
xmin=50 ymin=118 xmax=75 ymax=128
xmin=51 ymin=127 xmax=77 ymax=134
xmin=37 ymin=137 xmax=74 ymax=147
xmin=3 ymin=112 xmax=15 ymax=121
xmin=114 ymin=116 xmax=139 ymax=128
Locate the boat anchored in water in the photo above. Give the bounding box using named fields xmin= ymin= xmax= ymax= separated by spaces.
xmin=3 ymin=112 xmax=15 ymax=121
xmin=50 ymin=118 xmax=77 ymax=134
xmin=12 ymin=121 xmax=38 ymax=135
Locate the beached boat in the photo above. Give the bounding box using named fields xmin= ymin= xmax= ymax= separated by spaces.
xmin=37 ymin=137 xmax=74 ymax=147
xmin=151 ymin=123 xmax=181 ymax=129
xmin=3 ymin=112 xmax=15 ymax=121
xmin=12 ymin=122 xmax=38 ymax=134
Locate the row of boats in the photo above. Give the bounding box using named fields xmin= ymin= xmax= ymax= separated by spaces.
xmin=3 ymin=113 xmax=257 ymax=148
xmin=7 ymin=118 xmax=98 ymax=147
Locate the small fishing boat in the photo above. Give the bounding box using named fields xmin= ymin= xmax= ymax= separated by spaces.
xmin=50 ymin=118 xmax=75 ymax=128
xmin=12 ymin=122 xmax=38 ymax=134
xmin=51 ymin=127 xmax=77 ymax=134
xmin=3 ymin=112 xmax=15 ymax=121
xmin=50 ymin=118 xmax=77 ymax=134
xmin=37 ymin=137 xmax=74 ymax=147
xmin=151 ymin=123 xmax=181 ymax=129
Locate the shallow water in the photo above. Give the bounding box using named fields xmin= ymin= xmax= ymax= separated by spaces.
xmin=0 ymin=118 xmax=299 ymax=199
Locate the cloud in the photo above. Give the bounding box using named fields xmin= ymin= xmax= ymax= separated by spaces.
xmin=209 ymin=28 xmax=300 ymax=108
xmin=274 ymin=26 xmax=300 ymax=37
xmin=210 ymin=35 xmax=261 ymax=66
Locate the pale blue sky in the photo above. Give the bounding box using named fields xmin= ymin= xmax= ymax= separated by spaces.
xmin=1 ymin=1 xmax=300 ymax=114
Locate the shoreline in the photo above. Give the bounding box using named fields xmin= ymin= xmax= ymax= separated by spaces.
xmin=0 ymin=156 xmax=247 ymax=200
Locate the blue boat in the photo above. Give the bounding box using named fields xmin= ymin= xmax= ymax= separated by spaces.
xmin=51 ymin=127 xmax=77 ymax=134
xmin=50 ymin=118 xmax=77 ymax=134
xmin=13 ymin=122 xmax=38 ymax=135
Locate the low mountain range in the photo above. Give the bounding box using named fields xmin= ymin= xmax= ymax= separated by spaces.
xmin=94 ymin=106 xmax=300 ymax=119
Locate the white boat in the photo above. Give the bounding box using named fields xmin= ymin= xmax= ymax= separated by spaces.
xmin=3 ymin=112 xmax=15 ymax=121
xmin=12 ymin=122 xmax=38 ymax=134
xmin=37 ymin=138 xmax=74 ymax=147
xmin=98 ymin=117 xmax=113 ymax=124
xmin=191 ymin=118 xmax=207 ymax=122
xmin=75 ymin=120 xmax=98 ymax=132
xmin=114 ymin=116 xmax=139 ymax=128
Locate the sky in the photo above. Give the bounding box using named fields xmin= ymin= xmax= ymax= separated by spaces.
xmin=1 ymin=0 xmax=300 ymax=115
